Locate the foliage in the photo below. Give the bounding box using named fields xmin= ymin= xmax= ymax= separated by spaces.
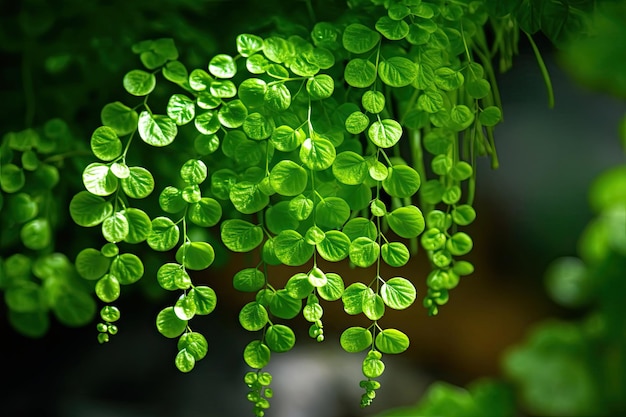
xmin=0 ymin=0 xmax=617 ymax=415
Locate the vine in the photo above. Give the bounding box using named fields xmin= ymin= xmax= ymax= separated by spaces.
xmin=0 ymin=0 xmax=603 ymax=414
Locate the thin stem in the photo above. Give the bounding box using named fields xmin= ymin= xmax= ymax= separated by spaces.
xmin=525 ymin=31 xmax=555 ymax=109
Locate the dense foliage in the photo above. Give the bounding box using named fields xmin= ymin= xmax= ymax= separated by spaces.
xmin=1 ymin=0 xmax=623 ymax=415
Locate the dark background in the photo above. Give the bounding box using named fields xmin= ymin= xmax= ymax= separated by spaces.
xmin=1 ymin=1 xmax=625 ymax=416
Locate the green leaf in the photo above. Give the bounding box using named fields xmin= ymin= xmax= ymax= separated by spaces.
xmin=386 ymin=206 xmax=425 ymax=238
xmin=288 ymin=194 xmax=314 ymax=221
xmin=266 ymin=324 xmax=296 ymax=353
xmin=349 ymin=237 xmax=380 ymax=268
xmin=69 ymin=191 xmax=113 ymax=227
xmin=102 ymin=212 xmax=129 ymax=243
xmin=368 ymin=119 xmax=402 ymax=148
xmin=197 ymin=92 xmax=221 ymax=109
xmin=266 ymin=201 xmax=299 ymax=235
xmin=340 ymin=326 xmax=373 ymax=353
xmin=307 ymin=266 xmax=327 ymax=288
xmin=19 ymin=218 xmax=51 ymax=250
xmin=218 ymin=100 xmax=248 ymax=128
xmin=159 ymin=186 xmax=187 ymax=213
xmin=450 ymin=105 xmax=475 ymax=131
xmin=82 ymin=162 xmax=118 ymax=196
xmin=376 ymin=16 xmax=409 ymax=40
xmin=50 ymin=289 xmax=96 ymax=327
xmin=110 ymin=162 xmax=130 ymax=179
xmin=7 ymin=193 xmax=38 ymax=223
xmin=238 ymin=78 xmax=267 ymax=108
xmin=317 ymin=230 xmax=351 ymax=262
xmin=95 ymin=274 xmax=120 ymax=303
xmin=220 ymin=219 xmax=264 ymax=252
xmin=452 ymin=205 xmax=476 ymax=226
xmin=163 ymin=60 xmax=189 ymax=84
xmin=195 ymin=110 xmax=221 ymax=135
xmin=269 ymin=289 xmax=301 ymax=319
xmin=382 ymin=165 xmax=420 ymax=198
xmin=299 ymin=137 xmax=336 ymax=171
xmin=379 ymin=56 xmax=417 ymax=87
xmin=138 ymin=111 xmax=177 ymax=147
xmin=270 ymin=160 xmax=308 ymax=196
xmin=375 ymin=328 xmax=410 ymax=354
xmin=121 ymin=167 xmax=154 ymax=199
xmin=180 ymin=159 xmax=208 ymax=185
xmin=90 ymin=126 xmax=122 ymax=161
xmin=109 ymin=253 xmax=143 ymax=285
xmin=243 ymin=112 xmax=275 ymax=140
xmin=5 ymin=282 xmax=43 ymax=313
xmin=332 ymin=151 xmax=368 ymax=185
xmin=434 ymin=67 xmax=465 ymax=91
xmin=176 ymin=241 xmax=215 ymax=270
xmin=342 ymin=282 xmax=368 ymax=315
xmin=174 ymin=293 xmax=197 ymax=320
xmin=209 ymin=54 xmax=237 ymax=78
xmin=189 ymin=69 xmax=213 ymax=91
xmin=362 ymin=91 xmax=385 ymax=114
xmin=190 ymin=286 xmax=217 ymax=315
xmin=157 ymin=263 xmax=190 ymax=291
xmin=344 ymin=59 xmax=377 ymax=88
xmin=316 ymin=197 xmax=350 ymax=229
xmin=178 ymin=332 xmax=208 ymax=361
xmin=286 ymin=273 xmax=314 ymax=299
xmin=306 ymin=74 xmax=334 ymax=100
xmin=147 ymin=216 xmax=180 ymax=251
xmin=345 ymin=111 xmax=370 ymax=134
xmin=342 ymin=217 xmax=378 ymax=241
xmin=446 ymin=232 xmax=473 ymax=255
xmin=342 ymin=23 xmax=381 ymax=54
xmin=239 ymin=301 xmax=269 ymax=331
xmin=264 ymin=83 xmax=292 ymax=111
xmin=156 ymin=306 xmax=187 ymax=338
xmin=237 ymin=34 xmax=264 ymax=57
xmin=381 ymin=242 xmax=410 ymax=267
xmin=466 ymin=79 xmax=491 ymax=99
xmin=229 ymin=182 xmax=269 ymax=214
xmin=479 ymin=106 xmax=502 ymax=126
xmin=100 ymin=102 xmax=138 ymax=136
xmin=318 ymin=272 xmax=345 ymax=301
xmin=0 ymin=164 xmax=25 ymax=193
xmin=273 ymin=230 xmax=314 ymax=266
xmin=233 ymin=268 xmax=265 ymax=293
xmin=363 ymin=352 xmax=385 ymax=378
xmin=417 ymin=89 xmax=444 ymax=113
xmin=167 ymin=94 xmax=195 ymax=125
xmin=450 ymin=161 xmax=473 ymax=181
xmin=123 ymin=69 xmax=156 ymax=96
xmin=243 ymin=340 xmax=271 ymax=369
xmin=75 ymin=248 xmax=111 ymax=280
xmin=270 ymin=126 xmax=306 ymax=152
xmin=381 ymin=277 xmax=416 ymax=309
xmin=188 ymin=197 xmax=222 ymax=227
xmin=175 ymin=350 xmax=196 ymax=372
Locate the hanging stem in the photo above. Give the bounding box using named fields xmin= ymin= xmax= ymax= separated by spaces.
xmin=525 ymin=31 xmax=555 ymax=109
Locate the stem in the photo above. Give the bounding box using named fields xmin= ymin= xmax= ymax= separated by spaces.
xmin=525 ymin=31 xmax=555 ymax=109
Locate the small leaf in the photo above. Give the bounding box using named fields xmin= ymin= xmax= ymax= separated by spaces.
xmin=479 ymin=106 xmax=502 ymax=126
xmin=243 ymin=112 xmax=275 ymax=140
xmin=175 ymin=241 xmax=215 ymax=270
xmin=332 ymin=151 xmax=368 ymax=185
xmin=317 ymin=230 xmax=351 ymax=262
xmin=157 ymin=263 xmax=191 ymax=291
xmin=299 ymin=137 xmax=336 ymax=171
xmin=434 ymin=67 xmax=464 ymax=91
xmin=318 ymin=272 xmax=345 ymax=301
xmin=342 ymin=23 xmax=381 ymax=54
xmin=340 ymin=327 xmax=373 ymax=353
xmin=69 ymin=191 xmax=113 ymax=227
xmin=220 ymin=219 xmax=264 ymax=252
xmin=190 ymin=286 xmax=217 ymax=315
xmin=266 ymin=324 xmax=296 ymax=353
xmin=368 ymin=119 xmax=403 ymax=148
xmin=156 ymin=306 xmax=187 ymax=338
xmin=386 ymin=206 xmax=425 ymax=238
xmin=375 ymin=328 xmax=410 ymax=354
xmin=138 ymin=111 xmax=177 ymax=147
xmin=239 ymin=302 xmax=269 ymax=331
xmin=452 ymin=204 xmax=477 ymax=226
xmin=379 ymin=56 xmax=417 ymax=87
xmin=349 ymin=237 xmax=380 ymax=268
xmin=243 ymin=340 xmax=271 ymax=369
xmin=269 ymin=289 xmax=302 ymax=319
xmin=209 ymin=54 xmax=237 ymax=78
xmin=147 ymin=216 xmax=180 ymax=251
xmin=264 ymin=84 xmax=291 ymax=111
xmin=273 ymin=230 xmax=314 ymax=266
xmin=270 ymin=125 xmax=306 ymax=152
xmin=381 ymin=277 xmax=416 ymax=309
xmin=178 ymin=332 xmax=208 ymax=361
xmin=382 ymin=165 xmax=420 ymax=198
xmin=288 ymin=194 xmax=314 ymax=221
xmin=236 ymin=34 xmax=264 ymax=57
xmin=285 ymin=273 xmax=314 ymax=299
xmin=381 ymin=242 xmax=410 ymax=267
xmin=233 ymin=268 xmax=266 ymax=293
xmin=123 ymin=69 xmax=156 ymax=96
xmin=344 ymin=59 xmax=376 ymax=88
xmin=100 ymin=102 xmax=138 ymax=136
xmin=167 ymin=94 xmax=195 ymax=125
xmin=446 ymin=232 xmax=473 ymax=255
xmin=95 ymin=274 xmax=120 ymax=303
xmin=194 ymin=110 xmax=221 ymax=135
xmin=102 ymin=212 xmax=129 ymax=243
xmin=306 ymin=74 xmax=334 ymax=100
xmin=342 ymin=282 xmax=367 ymax=315
xmin=345 ymin=111 xmax=371 ymax=134
xmin=238 ymin=78 xmax=267 ymax=108
xmin=363 ymin=290 xmax=385 ymax=320
xmin=90 ymin=126 xmax=122 ymax=161
xmin=75 ymin=248 xmax=111 ymax=280
xmin=316 ymin=197 xmax=350 ymax=229
xmin=270 ymin=160 xmax=308 ymax=196
xmin=218 ymin=100 xmax=248 ymax=128
xmin=174 ymin=293 xmax=197 ymax=320
xmin=362 ymin=91 xmax=385 ymax=114
xmin=110 ymin=253 xmax=144 ymax=285
xmin=180 ymin=159 xmax=208 ymax=185
xmin=82 ymin=163 xmax=118 ymax=196
xmin=163 ymin=61 xmax=189 ymax=84
xmin=121 ymin=167 xmax=154 ymax=199
xmin=0 ymin=164 xmax=25 ymax=193
xmin=188 ymin=197 xmax=222 ymax=227
xmin=229 ymin=182 xmax=269 ymax=214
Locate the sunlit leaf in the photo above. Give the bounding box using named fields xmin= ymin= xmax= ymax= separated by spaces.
xmin=340 ymin=326 xmax=372 ymax=353
xmin=220 ymin=219 xmax=263 ymax=252
xmin=138 ymin=111 xmax=177 ymax=146
xmin=123 ymin=69 xmax=156 ymax=96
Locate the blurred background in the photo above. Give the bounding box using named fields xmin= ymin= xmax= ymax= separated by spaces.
xmin=1 ymin=1 xmax=625 ymax=416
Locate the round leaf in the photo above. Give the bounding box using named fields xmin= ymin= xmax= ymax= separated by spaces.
xmin=270 ymin=160 xmax=308 ymax=196
xmin=69 ymin=191 xmax=113 ymax=227
xmin=243 ymin=340 xmax=271 ymax=369
xmin=82 ymin=163 xmax=118 ymax=196
xmin=167 ymin=94 xmax=195 ymax=125
xmin=75 ymin=248 xmax=111 ymax=280
xmin=342 ymin=282 xmax=367 ymax=315
xmin=268 ymin=289 xmax=302 ymax=319
xmin=234 ymin=268 xmax=266 ymax=292
xmin=265 ymin=324 xmax=296 ymax=353
xmin=178 ymin=332 xmax=208 ymax=361
xmin=156 ymin=306 xmax=187 ymax=338
xmin=349 ymin=237 xmax=380 ymax=268
xmin=90 ymin=126 xmax=122 ymax=161
xmin=317 ymin=230 xmax=351 ymax=262
xmin=382 ymin=165 xmax=420 ymax=198
xmin=209 ymin=54 xmax=237 ymax=78
xmin=157 ymin=263 xmax=191 ymax=291
xmin=318 ymin=272 xmax=345 ymax=301
xmin=20 ymin=218 xmax=51 ymax=250
xmin=121 ymin=167 xmax=154 ymax=199
xmin=381 ymin=277 xmax=416 ymax=309
xmin=340 ymin=327 xmax=373 ymax=353
xmin=147 ymin=216 xmax=180 ymax=251
xmin=273 ymin=230 xmax=314 ymax=266
xmin=379 ymin=56 xmax=417 ymax=87
xmin=299 ymin=137 xmax=336 ymax=171
xmin=381 ymin=242 xmax=410 ymax=267
xmin=306 ymin=74 xmax=334 ymax=100
xmin=95 ymin=274 xmax=120 ymax=303
xmin=123 ymin=69 xmax=156 ymax=96
xmin=229 ymin=182 xmax=269 ymax=214
xmin=188 ymin=197 xmax=222 ymax=227
xmin=316 ymin=197 xmax=350 ymax=229
xmin=239 ymin=302 xmax=269 ymax=331
xmin=190 ymin=286 xmax=217 ymax=315
xmin=386 ymin=206 xmax=425 ymax=238
xmin=138 ymin=111 xmax=177 ymax=147
xmin=342 ymin=23 xmax=381 ymax=54
xmin=102 ymin=212 xmax=129 ymax=243
xmin=175 ymin=241 xmax=215 ymax=270
xmin=332 ymin=151 xmax=368 ymax=185
xmin=368 ymin=119 xmax=402 ymax=148
xmin=220 ymin=219 xmax=263 ymax=252
xmin=375 ymin=328 xmax=410 ymax=354
xmin=344 ymin=59 xmax=376 ymax=88
xmin=100 ymin=102 xmax=138 ymax=136
xmin=110 ymin=253 xmax=144 ymax=285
